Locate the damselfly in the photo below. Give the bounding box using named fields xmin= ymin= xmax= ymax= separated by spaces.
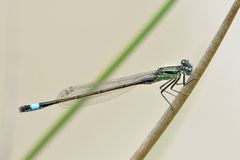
xmin=19 ymin=59 xmax=193 ymax=112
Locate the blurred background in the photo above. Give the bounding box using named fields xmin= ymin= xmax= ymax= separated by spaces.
xmin=1 ymin=0 xmax=240 ymax=159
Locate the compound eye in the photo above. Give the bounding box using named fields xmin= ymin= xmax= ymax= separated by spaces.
xmin=184 ymin=66 xmax=193 ymax=75
xmin=181 ymin=59 xmax=189 ymax=66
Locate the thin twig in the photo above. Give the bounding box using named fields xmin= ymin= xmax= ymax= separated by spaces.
xmin=130 ymin=0 xmax=240 ymax=159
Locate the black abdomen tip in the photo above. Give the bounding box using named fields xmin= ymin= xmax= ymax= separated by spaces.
xmin=19 ymin=105 xmax=31 ymax=112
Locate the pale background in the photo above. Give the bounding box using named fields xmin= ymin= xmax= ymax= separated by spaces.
xmin=1 ymin=0 xmax=240 ymax=159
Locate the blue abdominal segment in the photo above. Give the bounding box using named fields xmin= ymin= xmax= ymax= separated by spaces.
xmin=19 ymin=103 xmax=41 ymax=112
xmin=30 ymin=103 xmax=40 ymax=110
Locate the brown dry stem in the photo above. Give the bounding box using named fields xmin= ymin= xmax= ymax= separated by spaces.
xmin=130 ymin=0 xmax=240 ymax=159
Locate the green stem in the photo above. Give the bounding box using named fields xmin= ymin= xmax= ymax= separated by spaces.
xmin=23 ymin=0 xmax=176 ymax=159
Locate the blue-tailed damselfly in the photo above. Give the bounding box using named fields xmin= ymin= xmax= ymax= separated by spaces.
xmin=19 ymin=59 xmax=193 ymax=112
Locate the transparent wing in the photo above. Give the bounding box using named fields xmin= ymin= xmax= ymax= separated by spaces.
xmin=57 ymin=70 xmax=157 ymax=108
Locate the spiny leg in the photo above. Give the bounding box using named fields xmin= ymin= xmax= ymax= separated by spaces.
xmin=175 ymin=72 xmax=184 ymax=85
xmin=172 ymin=73 xmax=194 ymax=95
xmin=160 ymin=79 xmax=177 ymax=97
xmin=177 ymin=73 xmax=197 ymax=86
xmin=170 ymin=74 xmax=182 ymax=94
xmin=160 ymin=79 xmax=173 ymax=90
xmin=160 ymin=78 xmax=178 ymax=110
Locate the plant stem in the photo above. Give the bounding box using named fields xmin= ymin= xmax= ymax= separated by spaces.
xmin=130 ymin=0 xmax=240 ymax=159
xmin=23 ymin=1 xmax=176 ymax=159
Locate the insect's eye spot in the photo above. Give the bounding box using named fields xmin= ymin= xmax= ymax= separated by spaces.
xmin=184 ymin=66 xmax=192 ymax=75
xmin=181 ymin=59 xmax=189 ymax=66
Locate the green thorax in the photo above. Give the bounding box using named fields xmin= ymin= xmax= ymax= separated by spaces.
xmin=157 ymin=66 xmax=180 ymax=80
